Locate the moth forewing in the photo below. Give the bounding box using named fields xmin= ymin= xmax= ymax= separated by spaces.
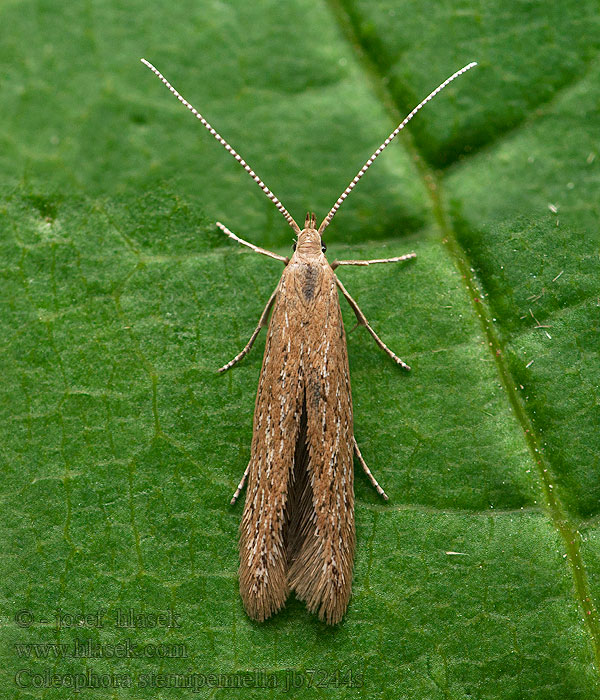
xmin=141 ymin=60 xmax=477 ymax=624
xmin=239 ymin=222 xmax=356 ymax=624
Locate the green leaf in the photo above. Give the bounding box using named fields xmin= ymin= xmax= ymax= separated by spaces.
xmin=1 ymin=1 xmax=599 ymax=699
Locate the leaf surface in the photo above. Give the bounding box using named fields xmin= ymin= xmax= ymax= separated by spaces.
xmin=1 ymin=1 xmax=598 ymax=698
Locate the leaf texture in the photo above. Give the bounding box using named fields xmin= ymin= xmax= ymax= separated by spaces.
xmin=0 ymin=1 xmax=599 ymax=698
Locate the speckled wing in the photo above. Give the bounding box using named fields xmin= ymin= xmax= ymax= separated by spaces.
xmin=238 ymin=260 xmax=355 ymax=625
xmin=238 ymin=268 xmax=304 ymax=622
xmin=286 ymin=263 xmax=355 ymax=625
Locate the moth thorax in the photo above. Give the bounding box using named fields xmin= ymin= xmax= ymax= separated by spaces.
xmin=296 ymin=228 xmax=322 ymax=256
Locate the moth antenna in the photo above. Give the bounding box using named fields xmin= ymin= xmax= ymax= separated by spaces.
xmin=318 ymin=61 xmax=477 ymax=235
xmin=141 ymin=58 xmax=301 ymax=234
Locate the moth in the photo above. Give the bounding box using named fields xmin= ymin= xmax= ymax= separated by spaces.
xmin=142 ymin=58 xmax=477 ymax=624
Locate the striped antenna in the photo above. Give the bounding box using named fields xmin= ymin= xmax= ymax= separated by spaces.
xmin=141 ymin=59 xmax=301 ymax=234
xmin=318 ymin=61 xmax=477 ymax=235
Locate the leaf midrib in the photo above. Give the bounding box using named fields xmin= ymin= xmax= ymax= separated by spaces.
xmin=325 ymin=0 xmax=600 ymax=672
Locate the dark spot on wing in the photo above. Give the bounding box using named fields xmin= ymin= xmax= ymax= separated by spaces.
xmin=309 ymin=379 xmax=321 ymax=408
xmin=302 ymin=265 xmax=319 ymax=301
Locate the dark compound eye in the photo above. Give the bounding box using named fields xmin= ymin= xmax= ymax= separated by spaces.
xmin=292 ymin=240 xmax=297 ymax=251
xmin=321 ymin=243 xmax=327 ymax=253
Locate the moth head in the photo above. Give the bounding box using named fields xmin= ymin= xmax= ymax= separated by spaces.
xmin=292 ymin=212 xmax=327 ymax=256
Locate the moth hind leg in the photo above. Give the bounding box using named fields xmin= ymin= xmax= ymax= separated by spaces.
xmin=354 ymin=437 xmax=389 ymax=501
xmin=230 ymin=459 xmax=251 ymax=505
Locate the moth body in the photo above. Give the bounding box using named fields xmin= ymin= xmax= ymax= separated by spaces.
xmin=240 ymin=217 xmax=355 ymax=624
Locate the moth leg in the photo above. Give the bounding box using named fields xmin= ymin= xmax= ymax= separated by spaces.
xmin=218 ymin=285 xmax=278 ymax=373
xmin=216 ymin=222 xmax=289 ymax=264
xmin=230 ymin=458 xmax=251 ymax=505
xmin=354 ymin=437 xmax=389 ymax=501
xmin=331 ymin=252 xmax=415 ymax=269
xmin=335 ymin=276 xmax=411 ymax=371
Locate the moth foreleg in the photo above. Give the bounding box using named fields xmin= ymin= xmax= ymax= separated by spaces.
xmin=230 ymin=458 xmax=251 ymax=505
xmin=218 ymin=285 xmax=279 ymax=373
xmin=331 ymin=252 xmax=415 ymax=269
xmin=353 ymin=437 xmax=389 ymax=501
xmin=335 ymin=276 xmax=411 ymax=371
xmin=216 ymin=222 xmax=289 ymax=264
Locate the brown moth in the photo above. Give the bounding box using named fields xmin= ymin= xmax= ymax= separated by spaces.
xmin=141 ymin=58 xmax=477 ymax=624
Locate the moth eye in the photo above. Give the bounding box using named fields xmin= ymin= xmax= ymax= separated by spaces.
xmin=321 ymin=243 xmax=327 ymax=253
xmin=292 ymin=241 xmax=297 ymax=251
